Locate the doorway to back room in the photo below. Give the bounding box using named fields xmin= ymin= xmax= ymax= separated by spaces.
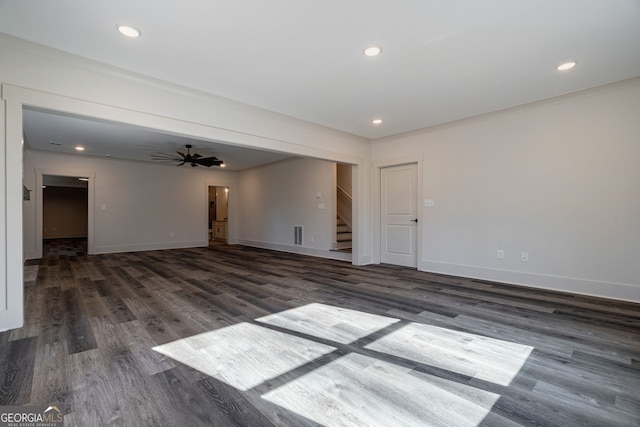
xmin=208 ymin=186 xmax=229 ymax=244
xmin=42 ymin=175 xmax=89 ymax=256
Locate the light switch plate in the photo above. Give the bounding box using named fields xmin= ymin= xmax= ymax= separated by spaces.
xmin=424 ymin=199 xmax=435 ymax=207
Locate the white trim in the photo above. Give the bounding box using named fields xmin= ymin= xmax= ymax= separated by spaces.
xmin=0 ymin=88 xmax=23 ymax=329
xmin=420 ymin=259 xmax=640 ymax=303
xmin=0 ymin=93 xmax=6 ymax=312
xmin=93 ymin=240 xmax=208 ymax=255
xmin=237 ymin=239 xmax=352 ymax=262
xmin=350 ymin=163 xmax=364 ymax=266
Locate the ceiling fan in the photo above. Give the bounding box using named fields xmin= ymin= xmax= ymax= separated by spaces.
xmin=151 ymin=144 xmax=224 ymax=167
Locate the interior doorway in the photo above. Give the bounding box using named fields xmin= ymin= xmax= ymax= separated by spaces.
xmin=335 ymin=163 xmax=353 ymax=252
xmin=208 ymin=186 xmax=229 ymax=244
xmin=42 ymin=174 xmax=89 ymax=256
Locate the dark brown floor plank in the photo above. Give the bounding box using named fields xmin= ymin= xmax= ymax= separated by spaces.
xmin=62 ymin=288 xmax=98 ymax=355
xmin=0 ymin=337 xmax=37 ymax=405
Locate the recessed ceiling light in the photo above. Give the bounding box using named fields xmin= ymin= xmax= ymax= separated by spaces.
xmin=220 ymin=163 xmax=226 ymax=168
xmin=75 ymin=146 xmax=85 ymax=151
xmin=78 ymin=178 xmax=89 ymax=182
xmin=117 ymin=25 xmax=141 ymax=38
xmin=363 ymin=46 xmax=382 ymax=57
xmin=372 ymin=119 xmax=383 ymax=125
xmin=556 ymin=61 xmax=576 ymax=71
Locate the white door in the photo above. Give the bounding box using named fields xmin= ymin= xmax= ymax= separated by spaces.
xmin=381 ymin=163 xmax=418 ymax=267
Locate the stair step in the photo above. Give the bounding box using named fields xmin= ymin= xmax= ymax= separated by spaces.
xmin=335 ymin=240 xmax=352 ymax=250
xmin=337 ymin=217 xmax=352 ymax=245
xmin=337 ymin=232 xmax=352 ymax=242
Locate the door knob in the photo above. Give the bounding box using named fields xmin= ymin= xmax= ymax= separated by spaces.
xmin=411 ymin=219 xmax=418 ymax=223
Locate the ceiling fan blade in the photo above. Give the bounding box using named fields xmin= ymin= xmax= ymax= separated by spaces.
xmin=152 ymin=153 xmax=182 ymax=163
xmin=194 ymin=156 xmax=223 ymax=167
xmin=152 ymin=146 xmax=223 ymax=167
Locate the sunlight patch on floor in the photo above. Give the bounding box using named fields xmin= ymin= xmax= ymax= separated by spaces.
xmin=152 ymin=322 xmax=335 ymax=391
xmin=153 ymin=302 xmax=534 ymax=425
xmin=262 ymin=352 xmax=501 ymax=427
xmin=365 ymin=322 xmax=534 ymax=386
xmin=257 ymin=302 xmax=400 ymax=344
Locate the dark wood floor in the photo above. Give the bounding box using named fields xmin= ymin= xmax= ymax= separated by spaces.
xmin=3 ymin=241 xmax=639 ymax=426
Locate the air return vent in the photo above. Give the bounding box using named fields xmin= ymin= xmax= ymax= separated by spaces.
xmin=294 ymin=225 xmax=303 ymax=245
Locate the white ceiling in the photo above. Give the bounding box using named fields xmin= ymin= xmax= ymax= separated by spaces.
xmin=2 ymin=1 xmax=640 ymax=165
xmin=22 ymin=108 xmax=295 ymax=171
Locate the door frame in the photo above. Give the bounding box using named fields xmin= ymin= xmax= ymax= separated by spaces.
xmin=372 ymin=154 xmax=423 ymax=267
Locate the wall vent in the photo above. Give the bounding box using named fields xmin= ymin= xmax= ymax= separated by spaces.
xmin=294 ymin=225 xmax=303 ymax=245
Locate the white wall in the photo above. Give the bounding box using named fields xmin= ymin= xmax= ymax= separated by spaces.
xmin=236 ymin=158 xmax=343 ymax=259
xmin=1 ymin=33 xmax=370 ymax=330
xmin=372 ymin=79 xmax=640 ymax=302
xmin=23 ymin=150 xmax=235 ymax=257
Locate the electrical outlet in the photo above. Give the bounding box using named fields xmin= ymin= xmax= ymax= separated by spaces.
xmin=169 ymin=232 xmax=174 ymax=238
xmin=497 ymin=249 xmax=504 ymax=259
xmin=521 ymin=252 xmax=528 ymax=262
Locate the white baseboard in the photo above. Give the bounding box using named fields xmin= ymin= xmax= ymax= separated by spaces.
xmin=420 ymin=259 xmax=640 ymax=303
xmin=354 ymin=254 xmax=373 ymax=266
xmin=93 ymin=240 xmax=208 ymax=255
xmin=237 ymin=240 xmax=352 ymax=262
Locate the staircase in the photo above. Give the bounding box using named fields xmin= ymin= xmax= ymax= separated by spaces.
xmin=336 ymin=216 xmax=352 ymax=251
xmin=335 ymin=165 xmax=353 ymax=252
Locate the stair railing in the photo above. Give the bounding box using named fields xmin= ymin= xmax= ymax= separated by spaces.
xmin=337 ymin=184 xmax=352 ymax=229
